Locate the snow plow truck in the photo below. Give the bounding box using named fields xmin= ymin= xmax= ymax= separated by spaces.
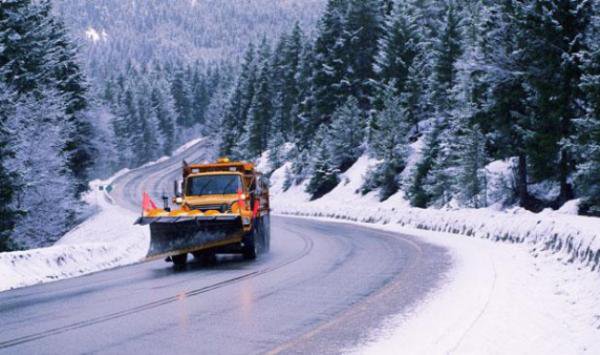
xmin=136 ymin=158 xmax=270 ymax=267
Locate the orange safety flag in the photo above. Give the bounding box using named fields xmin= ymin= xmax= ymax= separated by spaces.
xmin=142 ymin=192 xmax=158 ymax=212
xmin=237 ymin=189 xmax=246 ymax=210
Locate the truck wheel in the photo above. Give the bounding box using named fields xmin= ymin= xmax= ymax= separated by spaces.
xmin=171 ymin=253 xmax=188 ymax=268
xmin=242 ymin=229 xmax=258 ymax=260
xmin=264 ymin=216 xmax=271 ymax=253
xmin=193 ymin=251 xmax=217 ymax=265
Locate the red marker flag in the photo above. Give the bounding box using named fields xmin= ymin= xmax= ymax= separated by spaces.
xmin=142 ymin=192 xmax=158 ymax=213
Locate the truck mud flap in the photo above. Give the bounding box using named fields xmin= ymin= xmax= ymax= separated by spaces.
xmin=137 ymin=216 xmax=245 ymax=259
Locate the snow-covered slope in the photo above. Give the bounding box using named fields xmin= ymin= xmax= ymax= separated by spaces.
xmin=0 ymin=173 xmax=149 ymax=292
xmin=345 ymin=221 xmax=600 ymax=354
xmin=270 ymin=156 xmax=600 ymax=353
xmin=271 ymin=155 xmax=600 ymax=273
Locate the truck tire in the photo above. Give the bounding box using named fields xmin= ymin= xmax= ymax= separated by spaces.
xmin=171 ymin=253 xmax=188 ymax=268
xmin=263 ymin=215 xmax=271 ymax=253
xmin=242 ymin=228 xmax=258 ymax=260
xmin=193 ymin=251 xmax=217 ymax=265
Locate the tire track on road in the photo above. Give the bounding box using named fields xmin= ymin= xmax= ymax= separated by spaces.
xmin=0 ymin=213 xmax=314 ymax=350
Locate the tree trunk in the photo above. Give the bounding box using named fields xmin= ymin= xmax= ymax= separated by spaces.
xmin=517 ymin=153 xmax=529 ymax=207
xmin=557 ymin=150 xmax=574 ymax=206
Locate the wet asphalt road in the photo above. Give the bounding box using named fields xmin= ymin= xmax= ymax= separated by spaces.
xmin=0 ymin=140 xmax=451 ymax=354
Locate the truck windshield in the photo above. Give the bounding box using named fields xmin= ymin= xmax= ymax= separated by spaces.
xmin=186 ymin=174 xmax=242 ymax=196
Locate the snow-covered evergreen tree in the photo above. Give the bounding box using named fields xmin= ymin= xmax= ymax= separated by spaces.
xmin=406 ymin=125 xmax=441 ymax=207
xmin=311 ymin=0 xmax=349 ymax=126
xmin=406 ymin=0 xmax=464 ymax=207
xmin=342 ymin=0 xmax=383 ymax=110
xmin=456 ymin=124 xmax=487 ymax=207
xmin=221 ymin=44 xmax=257 ymax=156
xmin=363 ymin=86 xmax=410 ymax=200
xmin=0 ymin=0 xmax=96 ymax=247
xmin=0 ymin=83 xmax=19 ymax=251
xmin=516 ymin=0 xmax=592 ymax=206
xmin=243 ymin=38 xmax=273 ymax=158
xmin=428 ymin=0 xmax=463 ymax=115
xmin=171 ymin=66 xmax=194 ymax=127
xmin=576 ymin=35 xmax=600 ymax=216
xmin=374 ymin=0 xmax=420 ymax=100
xmin=447 ymin=0 xmax=489 ymax=208
xmin=306 ymin=126 xmax=340 ymax=200
xmin=5 ymin=92 xmax=77 ymax=247
xmin=328 ymin=97 xmax=365 ymax=171
xmin=479 ymin=0 xmax=534 ymax=208
xmin=151 ymin=80 xmax=177 ymax=156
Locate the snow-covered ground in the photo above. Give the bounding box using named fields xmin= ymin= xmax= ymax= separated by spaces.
xmin=333 ymin=221 xmax=600 ymax=354
xmin=0 ymin=139 xmax=211 ymax=292
xmin=268 ymin=155 xmax=600 ymax=354
xmin=0 ymin=172 xmax=149 ymax=292
xmin=271 ymin=155 xmax=600 ymax=273
xmin=2 ymin=141 xmax=599 ymax=353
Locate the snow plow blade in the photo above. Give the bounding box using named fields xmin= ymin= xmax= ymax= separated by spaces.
xmin=136 ymin=215 xmax=245 ymax=259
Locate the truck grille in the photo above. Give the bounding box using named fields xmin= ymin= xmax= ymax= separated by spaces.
xmin=190 ymin=204 xmax=231 ymax=213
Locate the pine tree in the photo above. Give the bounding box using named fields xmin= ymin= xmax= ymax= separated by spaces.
xmin=311 ymin=0 xmax=349 ymax=126
xmin=516 ymin=0 xmax=592 ymax=206
xmin=406 ymin=0 xmax=464 ymax=207
xmin=363 ymin=87 xmax=410 ymax=200
xmin=448 ymin=0 xmax=489 ymax=208
xmin=328 ymin=96 xmax=365 ymax=171
xmin=428 ymin=0 xmax=463 ymax=114
xmin=151 ymin=81 xmax=176 ymax=156
xmin=220 ymin=43 xmax=257 ymax=156
xmin=576 ymin=37 xmax=600 ymax=216
xmin=0 ymin=0 xmax=53 ymax=93
xmin=295 ymin=41 xmax=317 ymax=145
xmin=456 ymin=124 xmax=487 ymax=208
xmin=374 ymin=0 xmax=426 ymax=130
xmin=289 ymin=146 xmax=312 ymax=186
xmin=112 ymin=88 xmax=137 ymax=167
xmin=282 ymin=165 xmax=294 ymax=192
xmin=270 ymin=23 xmax=305 ymax=140
xmin=306 ymin=127 xmax=340 ymax=200
xmin=132 ymin=80 xmax=160 ymax=165
xmin=171 ymin=65 xmax=193 ymax=127
xmin=47 ymin=10 xmax=95 ymax=197
xmin=244 ymin=38 xmax=272 ymax=157
xmin=5 ymin=91 xmax=76 ymax=247
xmin=481 ymin=0 xmax=535 ymax=209
xmin=190 ymin=65 xmax=209 ymax=125
xmin=268 ymin=97 xmax=288 ymax=171
xmin=422 ymin=121 xmax=460 ymax=207
xmin=374 ymin=0 xmax=420 ymax=99
xmin=342 ymin=0 xmax=383 ymax=110
xmin=0 ymin=0 xmax=95 ymax=247
xmin=0 ymin=83 xmax=19 ymax=251
xmin=407 ymin=125 xmax=441 ymax=207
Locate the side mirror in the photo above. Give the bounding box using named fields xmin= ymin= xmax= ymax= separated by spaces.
xmin=174 ymin=180 xmax=181 ymax=197
xmin=162 ymin=193 xmax=171 ymax=212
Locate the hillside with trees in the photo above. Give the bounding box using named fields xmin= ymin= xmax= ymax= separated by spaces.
xmin=0 ymin=0 xmax=325 ymax=250
xmin=215 ymin=0 xmax=600 ymax=216
xmin=53 ymin=0 xmax=327 ymax=175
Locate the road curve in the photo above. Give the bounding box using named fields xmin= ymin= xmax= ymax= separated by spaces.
xmin=0 ymin=141 xmax=451 ymax=354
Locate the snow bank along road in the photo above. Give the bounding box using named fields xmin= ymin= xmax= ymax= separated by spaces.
xmin=0 ymin=141 xmax=451 ymax=354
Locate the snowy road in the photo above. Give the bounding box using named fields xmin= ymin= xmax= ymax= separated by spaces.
xmin=0 ymin=141 xmax=451 ymax=354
